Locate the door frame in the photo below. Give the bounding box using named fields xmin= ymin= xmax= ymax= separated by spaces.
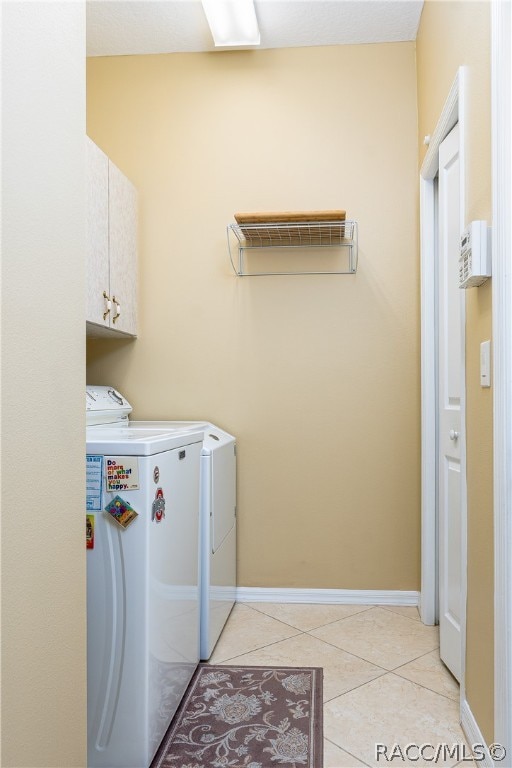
xmin=492 ymin=0 xmax=512 ymax=751
xmin=419 ymin=68 xmax=467 ymax=702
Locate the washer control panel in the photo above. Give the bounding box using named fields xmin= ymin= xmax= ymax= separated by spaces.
xmin=86 ymin=386 xmax=132 ymax=426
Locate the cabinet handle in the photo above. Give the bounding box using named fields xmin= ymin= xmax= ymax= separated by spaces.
xmin=112 ymin=297 xmax=121 ymax=324
xmin=103 ymin=291 xmax=111 ymax=320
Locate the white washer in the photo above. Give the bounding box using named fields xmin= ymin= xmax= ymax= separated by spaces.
xmin=86 ymin=387 xmax=203 ymax=768
xmin=131 ymin=421 xmax=237 ymax=660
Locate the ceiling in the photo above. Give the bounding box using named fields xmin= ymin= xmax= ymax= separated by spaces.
xmin=86 ymin=0 xmax=424 ymax=57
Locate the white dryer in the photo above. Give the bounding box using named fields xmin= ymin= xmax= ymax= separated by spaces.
xmin=130 ymin=420 xmax=237 ymax=660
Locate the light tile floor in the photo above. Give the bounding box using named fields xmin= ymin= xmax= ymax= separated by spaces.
xmin=208 ymin=603 xmax=473 ymax=768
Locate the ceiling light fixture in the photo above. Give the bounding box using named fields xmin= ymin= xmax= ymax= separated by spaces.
xmin=201 ymin=0 xmax=260 ymax=47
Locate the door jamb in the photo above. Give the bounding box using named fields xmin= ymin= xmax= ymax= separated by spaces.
xmin=419 ymin=68 xmax=467 ymax=704
xmin=492 ymin=0 xmax=512 ymax=751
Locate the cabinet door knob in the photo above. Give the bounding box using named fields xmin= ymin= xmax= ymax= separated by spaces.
xmin=112 ymin=297 xmax=121 ymax=324
xmin=449 ymin=429 xmax=460 ymax=441
xmin=103 ymin=291 xmax=111 ymax=320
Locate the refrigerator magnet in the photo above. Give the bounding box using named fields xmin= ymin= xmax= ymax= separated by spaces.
xmin=104 ymin=495 xmax=138 ymax=529
xmin=86 ymin=514 xmax=95 ymax=549
xmin=152 ymin=488 xmax=166 ymax=523
xmin=105 ymin=457 xmax=140 ymax=492
xmin=86 ymin=455 xmax=103 ymax=511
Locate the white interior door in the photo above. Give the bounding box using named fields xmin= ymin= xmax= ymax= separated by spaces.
xmin=438 ymin=123 xmax=464 ymax=682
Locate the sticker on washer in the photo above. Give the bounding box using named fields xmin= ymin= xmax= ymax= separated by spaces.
xmin=104 ymin=495 xmax=138 ymax=529
xmin=86 ymin=514 xmax=95 ymax=549
xmin=152 ymin=488 xmax=166 ymax=523
xmin=86 ymin=455 xmax=103 ymax=511
xmin=105 ymin=457 xmax=140 ymax=492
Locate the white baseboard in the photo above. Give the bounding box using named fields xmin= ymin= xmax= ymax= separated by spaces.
xmin=461 ymin=699 xmax=495 ymax=768
xmin=235 ymin=587 xmax=419 ymax=606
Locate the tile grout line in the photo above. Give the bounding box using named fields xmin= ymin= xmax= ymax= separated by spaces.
xmin=307 ymin=605 xmax=439 ymax=639
xmin=302 ymin=630 xmax=440 ymax=675
xmin=215 ymin=623 xmax=445 ymax=701
xmin=391 ymin=646 xmax=446 ymax=672
xmin=315 ymin=640 xmax=458 ymax=705
xmin=216 ymin=626 xmax=394 ymax=675
xmin=216 ymin=612 xmax=453 ymax=687
xmin=213 ymin=629 xmax=396 ymax=701
xmin=240 ymin=601 xmax=375 ymax=632
xmin=236 ymin=604 xmax=439 ymax=672
xmin=322 ymin=669 xmax=390 ymax=703
xmin=239 ymin=603 xmax=320 ymax=632
xmin=380 ymin=605 xmax=422 ymax=623
xmin=390 ymin=669 xmax=460 ymax=705
xmin=301 ymin=632 xmax=392 ymax=671
xmin=210 ymin=628 xmax=308 ymax=665
xmin=390 ymin=647 xmax=460 ymax=702
xmin=235 ymin=603 xmax=319 ymax=634
xmin=216 ymin=608 xmax=438 ymax=672
xmin=324 ymin=736 xmax=372 ymax=768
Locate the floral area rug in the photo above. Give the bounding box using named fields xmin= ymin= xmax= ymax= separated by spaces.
xmin=151 ymin=664 xmax=323 ymax=768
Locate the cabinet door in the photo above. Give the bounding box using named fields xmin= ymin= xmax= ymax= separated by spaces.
xmin=109 ymin=161 xmax=138 ymax=336
xmin=86 ymin=137 xmax=110 ymax=328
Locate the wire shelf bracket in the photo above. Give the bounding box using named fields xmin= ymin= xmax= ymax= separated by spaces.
xmin=227 ymin=220 xmax=358 ymax=276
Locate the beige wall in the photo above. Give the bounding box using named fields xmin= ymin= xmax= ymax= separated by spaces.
xmin=86 ymin=42 xmax=420 ymax=591
xmin=417 ymin=0 xmax=493 ymax=743
xmin=1 ymin=3 xmax=87 ymax=767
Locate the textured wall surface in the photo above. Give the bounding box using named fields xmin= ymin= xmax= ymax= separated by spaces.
xmin=87 ymin=42 xmax=420 ymax=593
xmin=1 ymin=3 xmax=87 ymax=765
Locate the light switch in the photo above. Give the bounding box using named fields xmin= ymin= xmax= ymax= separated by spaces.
xmin=480 ymin=340 xmax=491 ymax=387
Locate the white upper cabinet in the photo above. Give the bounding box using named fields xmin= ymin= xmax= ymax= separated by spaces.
xmin=108 ymin=161 xmax=137 ymax=336
xmin=86 ymin=138 xmax=109 ymax=330
xmin=86 ymin=137 xmax=138 ymax=337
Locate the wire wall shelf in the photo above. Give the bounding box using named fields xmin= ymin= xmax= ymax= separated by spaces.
xmin=227 ymin=220 xmax=358 ymax=276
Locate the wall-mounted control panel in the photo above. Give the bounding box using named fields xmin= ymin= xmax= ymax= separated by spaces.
xmin=459 ymin=221 xmax=492 ymax=289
